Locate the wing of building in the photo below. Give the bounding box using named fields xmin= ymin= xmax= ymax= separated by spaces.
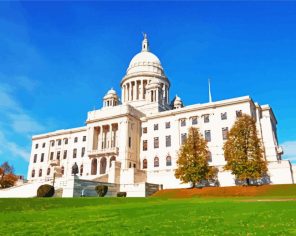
xmin=19 ymin=35 xmax=295 ymax=197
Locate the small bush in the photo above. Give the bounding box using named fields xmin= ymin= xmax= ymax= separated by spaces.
xmin=117 ymin=192 xmax=127 ymax=197
xmin=37 ymin=184 xmax=55 ymax=197
xmin=95 ymin=185 xmax=108 ymax=197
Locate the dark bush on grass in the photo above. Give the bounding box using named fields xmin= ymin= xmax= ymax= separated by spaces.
xmin=117 ymin=192 xmax=127 ymax=197
xmin=37 ymin=184 xmax=55 ymax=197
xmin=95 ymin=185 xmax=108 ymax=197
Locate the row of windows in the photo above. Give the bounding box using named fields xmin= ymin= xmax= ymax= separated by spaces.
xmin=31 ymin=164 xmax=84 ymax=178
xmin=33 ymin=147 xmax=86 ymax=163
xmin=142 ymin=156 xmax=172 ymax=169
xmin=142 ymin=110 xmax=242 ymax=134
xmin=35 ymin=136 xmax=86 ymax=149
xmin=142 ymin=128 xmax=229 ymax=151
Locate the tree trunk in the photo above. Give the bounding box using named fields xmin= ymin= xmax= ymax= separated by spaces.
xmin=246 ymin=178 xmax=250 ymax=186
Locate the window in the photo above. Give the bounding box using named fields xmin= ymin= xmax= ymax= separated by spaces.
xmin=154 ymin=137 xmax=159 ymax=149
xmin=40 ymin=153 xmax=44 ymax=162
xmin=205 ymin=130 xmax=211 ymax=142
xmin=166 ymin=135 xmax=171 ymax=147
xmin=142 ymin=127 xmax=147 ymax=134
xmin=58 ymin=139 xmax=61 ymax=146
xmin=64 ymin=138 xmax=68 ymax=145
xmin=57 ymin=151 xmax=61 ymax=160
xmin=73 ymin=148 xmax=77 ymax=158
xmin=129 ymin=137 xmax=131 ymax=148
xmin=154 ymin=124 xmax=158 ymax=131
xmin=165 ymin=122 xmax=170 ymax=129
xmin=204 ymin=114 xmax=210 ymax=123
xmin=61 ymin=166 xmax=64 ymax=175
xmin=35 ymin=143 xmax=38 ymax=149
xmin=47 ymin=167 xmax=51 ymax=175
xmin=143 ymin=159 xmax=147 ymax=169
xmin=51 ymin=140 xmax=55 ymax=147
xmin=236 ymin=110 xmax=242 ymax=118
xmin=192 ymin=116 xmax=198 ymax=125
xmin=222 ymin=127 xmax=229 ymax=140
xmin=208 ymin=151 xmax=212 ymax=162
xmin=83 ymin=136 xmax=86 ymax=142
xmin=50 ymin=152 xmax=54 ymax=160
xmin=74 ymin=137 xmax=78 ymax=143
xmin=42 ymin=143 xmax=46 ymax=148
xmin=63 ymin=150 xmax=67 ymax=159
xmin=221 ymin=112 xmax=227 ymax=120
xmin=31 ymin=169 xmax=35 ymax=178
xmin=33 ymin=154 xmax=37 ymax=163
xmin=166 ymin=156 xmax=172 ymax=166
xmin=81 ymin=147 xmax=85 ymax=157
xmin=181 ymin=133 xmax=187 ymax=144
xmin=180 ymin=119 xmax=186 ymax=127
xmin=143 ymin=140 xmax=148 ymax=151
xmin=80 ymin=165 xmax=83 ymax=176
xmin=154 ymin=157 xmax=159 ymax=167
xmin=38 ymin=169 xmax=42 ymax=177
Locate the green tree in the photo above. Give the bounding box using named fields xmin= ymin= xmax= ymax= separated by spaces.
xmin=175 ymin=127 xmax=217 ymax=187
xmin=223 ymin=114 xmax=268 ymax=185
xmin=0 ymin=162 xmax=18 ymax=188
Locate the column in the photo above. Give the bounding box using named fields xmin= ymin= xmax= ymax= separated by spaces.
xmin=141 ymin=80 xmax=144 ymax=99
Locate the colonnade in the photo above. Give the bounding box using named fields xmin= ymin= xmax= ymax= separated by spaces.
xmin=92 ymin=124 xmax=118 ymax=150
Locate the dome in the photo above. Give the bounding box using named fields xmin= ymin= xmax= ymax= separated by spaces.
xmin=104 ymin=88 xmax=118 ymax=99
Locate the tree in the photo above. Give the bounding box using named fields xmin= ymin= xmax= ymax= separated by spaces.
xmin=0 ymin=162 xmax=18 ymax=188
xmin=223 ymin=114 xmax=268 ymax=185
xmin=175 ymin=127 xmax=217 ymax=187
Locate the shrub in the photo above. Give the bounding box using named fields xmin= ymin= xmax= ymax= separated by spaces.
xmin=37 ymin=184 xmax=55 ymax=197
xmin=117 ymin=192 xmax=127 ymax=197
xmin=95 ymin=185 xmax=108 ymax=197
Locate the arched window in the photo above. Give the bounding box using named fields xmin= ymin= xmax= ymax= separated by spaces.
xmin=47 ymin=167 xmax=51 ymax=175
xmin=100 ymin=157 xmax=107 ymax=174
xmin=110 ymin=156 xmax=116 ymax=167
xmin=208 ymin=151 xmax=212 ymax=162
xmin=31 ymin=169 xmax=35 ymax=178
xmin=61 ymin=166 xmax=64 ymax=175
xmin=39 ymin=169 xmax=42 ymax=177
xmin=166 ymin=156 xmax=172 ymax=166
xmin=80 ymin=164 xmax=83 ymax=176
xmin=143 ymin=159 xmax=147 ymax=169
xmin=154 ymin=157 xmax=159 ymax=167
xmin=91 ymin=159 xmax=97 ymax=175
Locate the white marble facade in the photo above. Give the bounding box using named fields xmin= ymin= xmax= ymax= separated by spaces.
xmin=27 ymin=35 xmax=295 ymax=191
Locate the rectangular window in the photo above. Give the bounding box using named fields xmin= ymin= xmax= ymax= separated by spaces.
xmin=166 ymin=135 xmax=171 ymax=147
xmin=181 ymin=133 xmax=187 ymax=144
xmin=64 ymin=138 xmax=68 ymax=145
xmin=142 ymin=127 xmax=147 ymax=134
xmin=58 ymin=139 xmax=61 ymax=146
xmin=51 ymin=140 xmax=55 ymax=147
xmin=83 ymin=136 xmax=86 ymax=142
xmin=33 ymin=154 xmax=37 ymax=163
xmin=129 ymin=137 xmax=131 ymax=148
xmin=154 ymin=124 xmax=158 ymax=131
xmin=42 ymin=143 xmax=46 ymax=148
xmin=154 ymin=137 xmax=159 ymax=148
xmin=165 ymin=122 xmax=170 ymax=129
xmin=180 ymin=119 xmax=186 ymax=127
xmin=73 ymin=149 xmax=77 ymax=158
xmin=204 ymin=114 xmax=210 ymax=123
xmin=50 ymin=152 xmax=54 ymax=160
xmin=81 ymin=147 xmax=85 ymax=157
xmin=221 ymin=112 xmax=227 ymax=120
xmin=41 ymin=153 xmax=44 ymax=162
xmin=222 ymin=127 xmax=229 ymax=140
xmin=57 ymin=151 xmax=61 ymax=160
xmin=63 ymin=150 xmax=67 ymax=159
xmin=143 ymin=140 xmax=148 ymax=151
xmin=74 ymin=137 xmax=78 ymax=143
xmin=236 ymin=110 xmax=242 ymax=118
xmin=35 ymin=143 xmax=38 ymax=149
xmin=192 ymin=116 xmax=198 ymax=125
xmin=205 ymin=130 xmax=211 ymax=142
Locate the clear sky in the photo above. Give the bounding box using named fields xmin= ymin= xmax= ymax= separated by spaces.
xmin=0 ymin=1 xmax=296 ymax=176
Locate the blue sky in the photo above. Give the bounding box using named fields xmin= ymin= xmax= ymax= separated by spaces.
xmin=0 ymin=1 xmax=296 ymax=176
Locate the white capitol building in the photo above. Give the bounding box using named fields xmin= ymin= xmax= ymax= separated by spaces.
xmin=10 ymin=35 xmax=295 ymax=197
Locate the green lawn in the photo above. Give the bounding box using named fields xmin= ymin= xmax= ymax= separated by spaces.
xmin=1 ymin=197 xmax=296 ymax=235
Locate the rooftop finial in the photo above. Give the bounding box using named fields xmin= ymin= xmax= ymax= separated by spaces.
xmin=142 ymin=32 xmax=149 ymax=52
